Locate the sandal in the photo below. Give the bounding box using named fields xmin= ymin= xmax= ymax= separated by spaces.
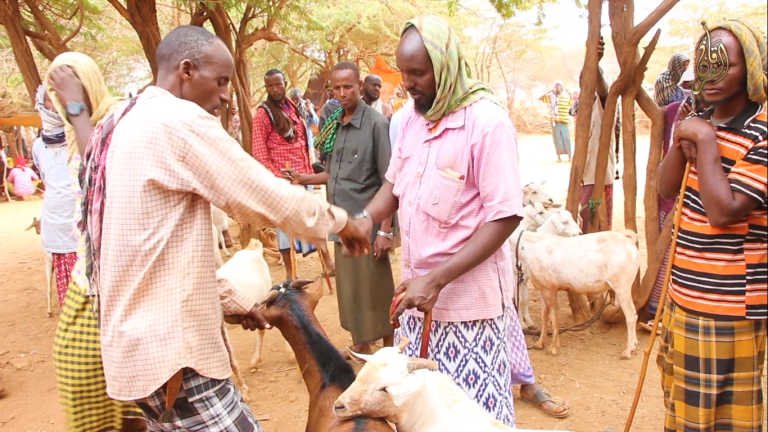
xmin=520 ymin=385 xmax=570 ymax=419
xmin=638 ymin=320 xmax=661 ymax=335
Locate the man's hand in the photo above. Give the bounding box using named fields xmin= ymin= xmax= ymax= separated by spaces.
xmin=598 ymin=35 xmax=605 ymax=61
xmin=676 ymin=100 xmax=693 ymax=122
xmin=237 ymin=303 xmax=271 ymax=331
xmin=373 ymin=234 xmax=392 ymax=260
xmin=673 ymin=117 xmax=716 ymax=164
xmin=390 ymin=274 xmax=443 ymax=324
xmin=338 ymin=217 xmax=371 ymax=256
xmin=281 ymin=168 xmax=302 ymax=185
xmin=48 ymin=66 xmax=86 ymax=108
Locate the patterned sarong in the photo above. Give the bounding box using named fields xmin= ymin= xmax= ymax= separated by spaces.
xmin=396 ymin=308 xmax=515 ymax=426
xmin=52 ymin=252 xmax=76 ymax=306
xmin=657 ymin=301 xmax=767 ymax=431
xmin=54 ymin=276 xmax=144 ymax=431
xmin=136 ymin=368 xmax=261 ymax=432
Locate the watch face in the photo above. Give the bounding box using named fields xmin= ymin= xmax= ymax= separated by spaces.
xmin=67 ymin=101 xmax=84 ymax=116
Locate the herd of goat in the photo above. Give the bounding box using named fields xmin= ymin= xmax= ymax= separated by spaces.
xmin=27 ymin=181 xmax=642 ymax=430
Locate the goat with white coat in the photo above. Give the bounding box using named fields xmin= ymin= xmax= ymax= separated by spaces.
xmin=333 ymin=338 xmax=574 ymax=432
xmin=517 ymin=210 xmax=640 ymax=358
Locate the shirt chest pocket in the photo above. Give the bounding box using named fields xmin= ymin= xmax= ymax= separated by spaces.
xmin=337 ymin=136 xmax=370 ymax=181
xmin=419 ymin=142 xmax=469 ymax=224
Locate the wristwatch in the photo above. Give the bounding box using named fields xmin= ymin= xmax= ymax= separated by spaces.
xmin=66 ymin=101 xmax=89 ymax=117
xmin=353 ymin=209 xmax=372 ymax=222
xmin=377 ymin=230 xmax=394 ymax=239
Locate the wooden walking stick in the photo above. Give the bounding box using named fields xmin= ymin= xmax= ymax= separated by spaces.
xmin=624 ymin=162 xmax=691 ymax=432
xmin=317 ymin=249 xmax=334 ymax=294
xmin=286 ymin=162 xmax=298 ymax=280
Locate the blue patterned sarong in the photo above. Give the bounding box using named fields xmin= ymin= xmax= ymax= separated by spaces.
xmin=395 ymin=308 xmax=515 ymax=427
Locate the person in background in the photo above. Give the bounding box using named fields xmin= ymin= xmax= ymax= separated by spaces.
xmin=7 ymin=157 xmax=40 ymax=199
xmin=46 ymin=51 xmax=147 ymax=432
xmin=253 ymin=69 xmax=335 ymax=278
xmin=388 ymin=100 xmax=408 ymax=149
xmin=319 ymin=85 xmax=341 ymax=131
xmin=285 ymin=61 xmax=396 ymax=356
xmin=642 ymin=68 xmax=699 ymax=329
xmin=290 ymin=88 xmax=320 ymax=159
xmin=31 ymin=84 xmax=78 ymax=306
xmin=362 ymin=74 xmax=394 ymax=119
xmin=654 ymin=52 xmax=690 ymax=108
xmin=577 ymin=36 xmax=617 ymax=233
xmin=539 ymin=81 xmax=572 ymax=162
xmin=656 ymin=20 xmax=766 ymax=431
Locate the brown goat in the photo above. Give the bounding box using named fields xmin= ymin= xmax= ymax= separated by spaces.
xmin=260 ymin=280 xmax=393 ymax=432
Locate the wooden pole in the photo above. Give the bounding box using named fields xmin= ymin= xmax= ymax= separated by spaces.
xmin=624 ymin=163 xmax=690 ymax=432
xmin=317 ymin=247 xmax=334 ymax=295
xmin=286 ymin=162 xmax=298 ymax=280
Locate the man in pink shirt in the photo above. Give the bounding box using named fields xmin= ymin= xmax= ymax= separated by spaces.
xmin=7 ymin=157 xmax=40 ymax=199
xmin=348 ymin=16 xmax=525 ymax=426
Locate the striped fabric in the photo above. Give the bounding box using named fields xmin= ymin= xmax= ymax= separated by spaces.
xmin=657 ymin=301 xmax=767 ymax=431
xmin=669 ymin=104 xmax=768 ymax=320
xmin=53 ymin=280 xmax=144 ymax=431
xmin=543 ymin=93 xmax=572 ymax=124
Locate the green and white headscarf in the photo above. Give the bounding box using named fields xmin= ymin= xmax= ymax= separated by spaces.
xmin=402 ymin=15 xmax=502 ymax=121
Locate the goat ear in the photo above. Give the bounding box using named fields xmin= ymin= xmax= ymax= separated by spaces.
xmin=551 ymin=203 xmax=562 ymax=208
xmin=552 ymin=215 xmax=566 ymax=233
xmin=406 ymin=357 xmax=439 ymax=373
xmin=346 ymin=349 xmax=373 ymax=365
xmin=290 ymin=279 xmax=315 ymax=289
xmin=385 ymin=375 xmax=421 ymax=407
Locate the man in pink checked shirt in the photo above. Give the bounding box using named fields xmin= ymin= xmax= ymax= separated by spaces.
xmin=346 ymin=15 xmax=567 ymax=426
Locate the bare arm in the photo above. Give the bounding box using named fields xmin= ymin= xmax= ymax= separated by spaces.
xmin=295 ymin=172 xmax=330 ymax=185
xmin=657 ymin=140 xmax=689 ymax=199
xmin=47 ymin=65 xmax=94 ymax=155
xmin=68 ymin=114 xmax=94 ymax=156
xmin=365 ymin=181 xmax=399 ymax=223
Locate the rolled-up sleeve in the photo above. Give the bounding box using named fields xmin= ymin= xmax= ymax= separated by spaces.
xmin=218 ymin=279 xmax=258 ymax=316
xmin=175 ymin=112 xmax=348 ymax=242
xmin=728 ymin=141 xmax=767 ymax=206
xmin=474 ymin=120 xmax=523 ymax=222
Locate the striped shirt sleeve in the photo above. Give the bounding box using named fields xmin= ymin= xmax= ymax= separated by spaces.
xmin=728 ymin=141 xmax=767 ymax=206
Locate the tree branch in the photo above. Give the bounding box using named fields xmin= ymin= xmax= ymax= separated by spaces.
xmin=106 ymin=0 xmax=131 ymax=23
xmin=628 ymin=0 xmax=680 ymax=46
xmin=61 ymin=0 xmax=85 ymax=46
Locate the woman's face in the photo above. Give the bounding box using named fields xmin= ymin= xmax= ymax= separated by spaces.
xmin=44 ymin=93 xmax=54 ymax=111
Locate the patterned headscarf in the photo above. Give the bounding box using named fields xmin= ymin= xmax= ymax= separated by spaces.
xmin=654 ymin=53 xmax=690 ymax=107
xmin=402 ymin=16 xmax=501 ymax=121
xmin=313 ymin=106 xmax=344 ymax=159
xmin=44 ymin=52 xmax=123 ymax=161
xmin=706 ymin=19 xmax=768 ymax=104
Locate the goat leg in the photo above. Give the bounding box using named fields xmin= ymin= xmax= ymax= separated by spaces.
xmin=221 ymin=325 xmax=250 ymax=403
xmin=549 ymin=298 xmax=560 ymax=356
xmin=533 ymin=285 xmax=548 ymax=351
xmin=613 ymin=286 xmax=639 ymax=359
xmin=249 ymin=329 xmax=265 ymax=371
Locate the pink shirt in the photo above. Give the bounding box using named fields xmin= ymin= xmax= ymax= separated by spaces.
xmin=8 ymin=166 xmax=39 ymax=196
xmin=386 ymin=99 xmax=523 ymax=322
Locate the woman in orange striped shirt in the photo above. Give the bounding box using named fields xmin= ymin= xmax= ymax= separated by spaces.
xmin=656 ymin=20 xmax=767 ymax=431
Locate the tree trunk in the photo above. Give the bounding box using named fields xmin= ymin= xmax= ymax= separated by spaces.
xmin=126 ymin=0 xmax=162 ymax=79
xmin=565 ymin=0 xmax=603 ymax=323
xmin=0 ymin=0 xmax=42 ymax=101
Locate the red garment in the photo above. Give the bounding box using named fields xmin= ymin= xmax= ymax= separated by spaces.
xmin=53 ymin=252 xmax=77 ymax=306
xmin=251 ymin=103 xmax=312 ymax=177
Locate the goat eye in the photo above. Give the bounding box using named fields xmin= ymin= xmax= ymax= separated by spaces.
xmin=378 ymin=387 xmax=388 ymax=393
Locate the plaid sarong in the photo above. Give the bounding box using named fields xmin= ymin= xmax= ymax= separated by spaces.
xmin=135 ymin=368 xmax=261 ymax=432
xmin=657 ymin=301 xmax=767 ymax=431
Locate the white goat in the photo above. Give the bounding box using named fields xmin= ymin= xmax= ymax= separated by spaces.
xmin=518 ymin=210 xmax=640 ymax=358
xmin=216 ymin=239 xmax=296 ymax=377
xmin=26 ymin=218 xmax=56 ymax=317
xmin=334 ymin=338 xmax=574 ymax=432
xmin=507 ymin=203 xmax=555 ymax=329
xmin=522 ymin=181 xmax=554 ymax=208
xmin=211 ymin=205 xmax=230 ymax=257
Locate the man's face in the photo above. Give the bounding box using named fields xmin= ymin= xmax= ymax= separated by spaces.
xmin=696 ymin=29 xmax=745 ymax=107
xmin=179 ymin=40 xmax=234 ymax=115
xmin=363 ymin=76 xmax=382 ymax=101
xmin=290 ymin=92 xmax=301 ymax=105
xmin=396 ymin=28 xmax=437 ymax=115
xmin=555 ymin=83 xmax=563 ymax=94
xmin=330 ymin=69 xmax=361 ymax=111
xmin=265 ymin=74 xmax=286 ymax=103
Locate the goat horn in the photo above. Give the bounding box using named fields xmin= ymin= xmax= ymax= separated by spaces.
xmin=290 ymin=279 xmax=315 ymax=289
xmin=261 ymin=290 xmax=279 ymax=307
xmin=396 ymin=337 xmax=410 ymax=352
xmin=406 ymin=357 xmax=439 ymax=373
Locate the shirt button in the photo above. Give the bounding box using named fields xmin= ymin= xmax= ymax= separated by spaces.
xmin=404 ymin=230 xmax=409 ymax=237
xmin=423 ymin=142 xmax=430 ymax=148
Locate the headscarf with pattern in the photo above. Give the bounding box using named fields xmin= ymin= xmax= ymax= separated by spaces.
xmin=402 ymin=15 xmax=501 ymax=122
xmin=654 ymin=53 xmax=690 ymax=107
xmin=44 ymin=52 xmax=123 ymax=161
xmin=707 ymin=19 xmax=768 ymax=104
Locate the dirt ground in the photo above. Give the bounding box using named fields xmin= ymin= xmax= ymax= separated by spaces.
xmin=1 ymin=134 xmax=764 ymax=432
